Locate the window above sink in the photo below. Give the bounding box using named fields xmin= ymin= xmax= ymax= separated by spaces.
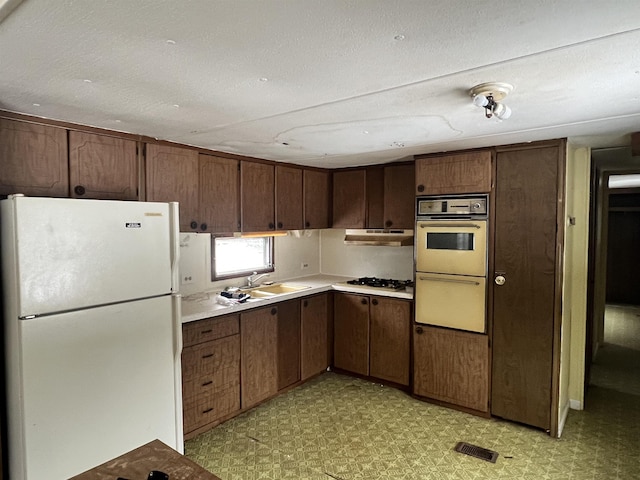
xmin=212 ymin=236 xmax=274 ymax=280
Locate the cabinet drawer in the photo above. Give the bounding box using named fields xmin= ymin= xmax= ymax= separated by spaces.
xmin=183 ymin=385 xmax=240 ymax=433
xmin=182 ymin=363 xmax=240 ymax=402
xmin=183 ymin=314 xmax=239 ymax=347
xmin=182 ymin=335 xmax=240 ymax=380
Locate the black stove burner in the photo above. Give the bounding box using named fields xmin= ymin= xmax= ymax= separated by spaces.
xmin=346 ymin=277 xmax=412 ymax=290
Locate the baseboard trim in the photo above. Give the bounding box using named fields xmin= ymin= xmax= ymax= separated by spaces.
xmin=569 ymin=399 xmax=583 ymax=410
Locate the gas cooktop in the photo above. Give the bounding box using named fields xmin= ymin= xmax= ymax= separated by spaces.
xmin=345 ymin=277 xmax=413 ymax=290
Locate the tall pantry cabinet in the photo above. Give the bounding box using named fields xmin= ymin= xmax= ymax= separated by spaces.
xmin=490 ymin=141 xmax=565 ymax=434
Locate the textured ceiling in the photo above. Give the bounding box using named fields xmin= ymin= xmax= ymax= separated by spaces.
xmin=1 ymin=0 xmax=639 ymax=167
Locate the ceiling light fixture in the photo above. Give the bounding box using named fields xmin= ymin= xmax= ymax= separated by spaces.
xmin=469 ymin=82 xmax=513 ymax=120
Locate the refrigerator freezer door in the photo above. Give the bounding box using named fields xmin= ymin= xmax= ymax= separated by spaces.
xmin=14 ymin=296 xmax=181 ymax=480
xmin=5 ymin=196 xmax=175 ymax=317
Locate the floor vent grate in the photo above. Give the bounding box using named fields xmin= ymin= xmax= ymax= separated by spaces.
xmin=454 ymin=442 xmax=499 ymax=463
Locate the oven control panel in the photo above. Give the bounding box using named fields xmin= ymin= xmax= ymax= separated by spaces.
xmin=417 ymin=195 xmax=487 ymax=217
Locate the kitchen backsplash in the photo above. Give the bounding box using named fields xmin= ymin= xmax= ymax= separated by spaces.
xmin=178 ymin=231 xmax=321 ymax=296
xmin=178 ymin=229 xmax=414 ymax=296
xmin=319 ymin=229 xmax=414 ymax=280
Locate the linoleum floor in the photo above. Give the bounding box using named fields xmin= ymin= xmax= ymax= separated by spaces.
xmin=185 ymin=305 xmax=640 ymax=480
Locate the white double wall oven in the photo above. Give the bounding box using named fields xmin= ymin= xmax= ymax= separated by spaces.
xmin=414 ymin=195 xmax=489 ymax=333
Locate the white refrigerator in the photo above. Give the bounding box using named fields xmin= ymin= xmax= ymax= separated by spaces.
xmin=1 ymin=195 xmax=183 ymax=480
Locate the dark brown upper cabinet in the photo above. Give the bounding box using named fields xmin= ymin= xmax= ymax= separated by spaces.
xmin=415 ymin=150 xmax=492 ymax=195
xmin=332 ymin=169 xmax=367 ymax=228
xmin=332 ymin=163 xmax=414 ymax=229
xmin=241 ymin=161 xmax=275 ymax=232
xmin=383 ymin=163 xmax=415 ymax=229
xmin=303 ymin=169 xmax=331 ymax=229
xmin=69 ymin=131 xmax=138 ymax=200
xmin=0 ymin=118 xmax=68 ymax=197
xmin=199 ymin=154 xmax=240 ymax=234
xmin=275 ymin=165 xmax=303 ymax=230
xmin=145 ymin=143 xmax=199 ymax=232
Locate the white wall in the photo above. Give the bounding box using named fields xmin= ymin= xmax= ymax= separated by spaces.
xmin=560 ymin=145 xmax=591 ymax=422
xmin=567 ymin=147 xmax=591 ymax=409
xmin=319 ymin=229 xmax=414 ymax=280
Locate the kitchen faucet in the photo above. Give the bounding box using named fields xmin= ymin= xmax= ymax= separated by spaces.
xmin=246 ymin=271 xmax=270 ymax=288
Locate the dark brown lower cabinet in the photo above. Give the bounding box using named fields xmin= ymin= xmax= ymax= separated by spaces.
xmin=277 ymin=300 xmax=301 ymax=390
xmin=369 ymin=297 xmax=411 ymax=385
xmin=241 ymin=306 xmax=278 ymax=409
xmin=301 ymin=293 xmax=330 ymax=380
xmin=181 ymin=315 xmax=241 ymax=437
xmin=334 ymin=293 xmax=370 ymax=375
xmin=334 ymin=293 xmax=410 ymax=385
xmin=413 ymin=325 xmax=489 ymax=412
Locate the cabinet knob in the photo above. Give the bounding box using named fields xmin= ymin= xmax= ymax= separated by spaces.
xmin=417 ymin=184 xmax=425 ymax=193
xmin=190 ymin=220 xmax=198 ymax=230
xmin=384 ymin=220 xmax=392 ymax=228
xmin=74 ymin=185 xmax=86 ymax=196
xmin=371 ymin=298 xmax=378 ymax=306
xmin=271 ymin=307 xmax=277 ymax=315
xmin=361 ymin=298 xmax=368 ymax=305
xmin=303 ymin=300 xmax=308 ymax=307
xmin=277 ymin=222 xmax=283 ymax=229
xmin=200 ymin=223 xmax=207 ymax=231
xmin=268 ymin=222 xmax=275 ymax=230
xmin=495 ymin=275 xmax=506 ymax=286
xmin=305 ymin=221 xmax=311 ymax=228
xmin=415 ymin=326 xmax=424 ymax=334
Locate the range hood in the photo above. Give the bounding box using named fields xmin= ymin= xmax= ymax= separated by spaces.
xmin=343 ymin=229 xmax=414 ymax=247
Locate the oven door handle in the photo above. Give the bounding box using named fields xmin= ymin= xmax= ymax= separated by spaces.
xmin=418 ymin=276 xmax=480 ymax=286
xmin=419 ymin=223 xmax=481 ymax=229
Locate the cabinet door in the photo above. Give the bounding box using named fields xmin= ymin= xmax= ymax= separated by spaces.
xmin=200 ymin=154 xmax=240 ymax=233
xmin=413 ymin=325 xmax=489 ymax=412
xmin=241 ymin=161 xmax=275 ymax=232
xmin=145 ymin=144 xmax=199 ymax=232
xmin=366 ymin=166 xmax=384 ymax=228
xmin=383 ymin=163 xmax=415 ymax=229
xmin=0 ymin=119 xmax=68 ymax=197
xmin=277 ymin=300 xmax=301 ymax=390
xmin=491 ymin=145 xmax=559 ymax=430
xmin=333 ymin=293 xmax=369 ymax=376
xmin=69 ymin=131 xmax=138 ymax=200
xmin=301 ymin=293 xmax=329 ymax=380
xmin=415 ymin=150 xmax=492 ymax=195
xmin=369 ymin=297 xmax=410 ymax=385
xmin=276 ymin=165 xmax=303 ymax=230
xmin=303 ymin=169 xmax=330 ymax=229
xmin=332 ymin=169 xmax=366 ymax=228
xmin=241 ymin=306 xmax=278 ymax=408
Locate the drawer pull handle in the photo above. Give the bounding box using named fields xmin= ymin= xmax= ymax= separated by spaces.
xmin=201 ymin=329 xmax=213 ymax=334
xmin=202 ymin=380 xmax=213 ymax=386
xmin=419 ymin=276 xmax=480 ymax=286
xmin=202 ymin=353 xmax=215 ymax=359
xmin=202 ymin=407 xmax=214 ymax=414
xmin=420 ymin=223 xmax=481 ymax=229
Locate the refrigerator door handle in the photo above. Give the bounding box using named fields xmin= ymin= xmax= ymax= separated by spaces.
xmin=171 ymin=293 xmax=184 ymax=452
xmin=169 ymin=202 xmax=180 ymax=292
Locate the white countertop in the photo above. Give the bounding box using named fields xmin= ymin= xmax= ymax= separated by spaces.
xmin=181 ymin=274 xmax=413 ymax=323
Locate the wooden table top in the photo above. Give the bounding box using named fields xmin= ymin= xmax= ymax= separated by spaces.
xmin=69 ymin=439 xmax=221 ymax=480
